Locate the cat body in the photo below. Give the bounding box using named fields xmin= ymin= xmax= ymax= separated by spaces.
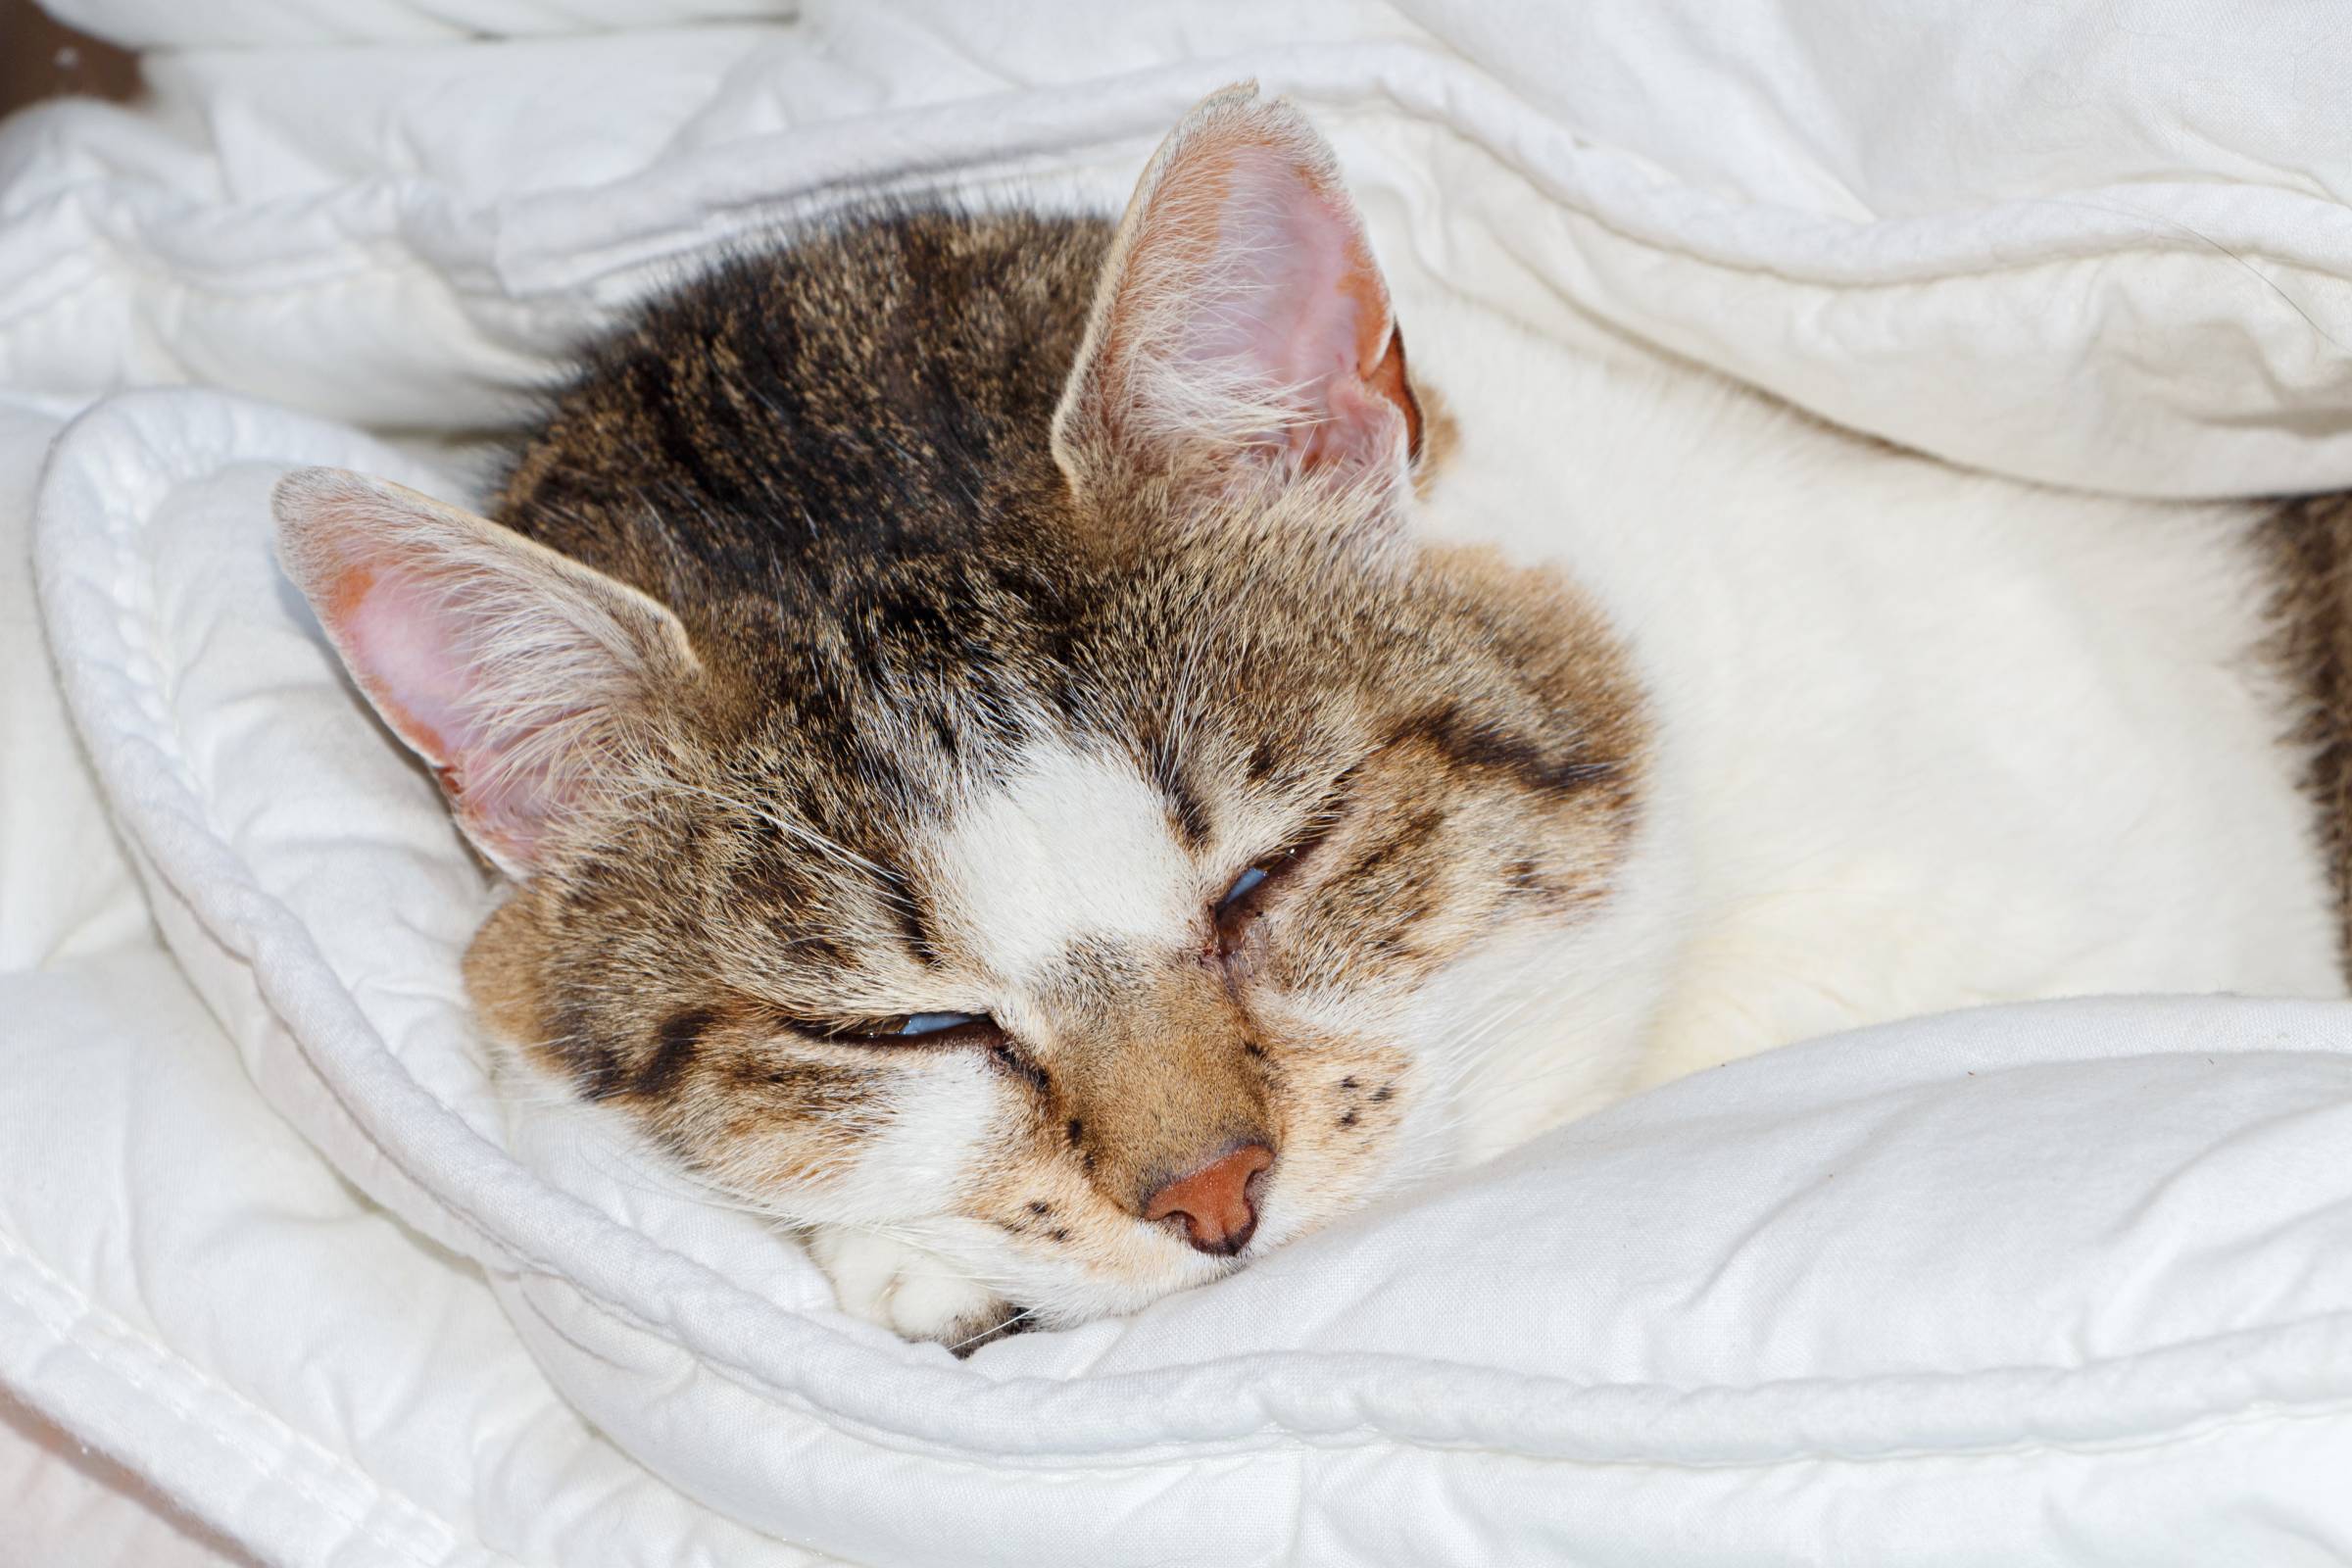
xmin=1406 ymin=297 xmax=2342 ymax=1143
xmin=272 ymin=87 xmax=2345 ymax=1347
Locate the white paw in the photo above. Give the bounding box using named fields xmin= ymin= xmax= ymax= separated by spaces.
xmin=805 ymin=1225 xmax=1015 ymax=1349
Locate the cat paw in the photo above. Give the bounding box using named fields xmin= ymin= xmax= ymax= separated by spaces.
xmin=805 ymin=1225 xmax=1019 ymax=1352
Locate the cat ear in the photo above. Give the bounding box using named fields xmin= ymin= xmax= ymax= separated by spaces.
xmin=271 ymin=467 xmax=701 ymax=878
xmin=1052 ymin=83 xmax=1422 ymax=496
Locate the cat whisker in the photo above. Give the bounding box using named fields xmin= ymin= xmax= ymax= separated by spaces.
xmin=648 ymin=777 xmax=897 ymax=886
xmin=949 ymin=1305 xmax=1038 ymax=1355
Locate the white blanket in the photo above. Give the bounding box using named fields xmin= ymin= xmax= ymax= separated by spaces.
xmin=10 ymin=4 xmax=2352 ymax=1564
xmin=17 ymin=0 xmax=2352 ymax=495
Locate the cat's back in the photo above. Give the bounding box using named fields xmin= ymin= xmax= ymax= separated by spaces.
xmin=490 ymin=206 xmax=1112 ymax=616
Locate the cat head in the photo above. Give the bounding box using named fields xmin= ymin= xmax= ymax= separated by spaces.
xmin=273 ymin=86 xmax=1648 ymax=1341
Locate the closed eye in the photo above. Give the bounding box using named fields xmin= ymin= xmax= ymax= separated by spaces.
xmin=1214 ymin=849 xmax=1305 ymax=953
xmin=1212 ymin=799 xmax=1347 ymax=953
xmin=794 ymin=1012 xmax=998 ymax=1046
xmin=897 ymin=1011 xmax=984 ymax=1037
xmin=1218 ymin=866 xmax=1268 ymax=906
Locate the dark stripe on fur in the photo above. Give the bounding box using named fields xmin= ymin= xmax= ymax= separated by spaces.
xmin=638 ymin=1006 xmax=714 ymax=1098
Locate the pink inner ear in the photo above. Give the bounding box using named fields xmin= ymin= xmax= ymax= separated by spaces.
xmin=338 ymin=566 xmax=468 ymax=764
xmin=1167 ymin=142 xmax=1412 ymax=471
xmin=1187 ymin=158 xmax=1371 ymax=385
xmin=326 ymin=553 xmax=574 ymax=868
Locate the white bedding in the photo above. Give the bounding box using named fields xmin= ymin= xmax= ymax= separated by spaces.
xmin=10 ymin=3 xmax=2352 ymax=1563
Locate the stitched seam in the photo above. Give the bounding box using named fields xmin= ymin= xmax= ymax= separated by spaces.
xmin=565 ymin=1294 xmax=2352 ymax=1477
xmin=0 ymin=1221 xmax=502 ymax=1568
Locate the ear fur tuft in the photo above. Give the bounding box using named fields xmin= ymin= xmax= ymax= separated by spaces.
xmin=1052 ymin=83 xmax=1420 ymax=496
xmin=272 ymin=466 xmax=699 ymax=876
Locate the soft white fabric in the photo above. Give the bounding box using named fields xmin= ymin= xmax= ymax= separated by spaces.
xmin=13 ymin=1 xmax=2352 ymax=494
xmin=0 ymin=948 xmax=828 ymax=1567
xmin=12 ymin=2 xmax=2352 ymax=1563
xmin=1 ymin=1390 xmax=261 ymax=1568
xmin=0 ymin=395 xmax=825 ymax=1566
xmin=0 ymin=398 xmax=144 ymax=970
xmin=43 ymin=0 xmax=795 ymax=48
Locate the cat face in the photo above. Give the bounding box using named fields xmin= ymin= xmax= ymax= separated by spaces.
xmin=273 ymin=87 xmax=1647 ymax=1339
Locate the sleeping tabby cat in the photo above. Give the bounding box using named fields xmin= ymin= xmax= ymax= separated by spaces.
xmin=272 ymin=85 xmax=2349 ymax=1346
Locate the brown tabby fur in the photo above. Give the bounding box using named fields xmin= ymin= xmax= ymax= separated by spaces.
xmin=2260 ymin=493 xmax=2352 ymax=966
xmin=459 ymin=204 xmax=1646 ymax=1335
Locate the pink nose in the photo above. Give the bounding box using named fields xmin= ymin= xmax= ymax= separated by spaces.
xmin=1142 ymin=1142 xmax=1274 ymax=1255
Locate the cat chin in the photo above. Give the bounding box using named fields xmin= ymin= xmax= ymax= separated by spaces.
xmin=878 ymin=1055 xmax=1470 ymax=1330
xmin=800 ymin=1094 xmax=1449 ymax=1336
xmin=843 ymin=1211 xmax=1242 ymax=1337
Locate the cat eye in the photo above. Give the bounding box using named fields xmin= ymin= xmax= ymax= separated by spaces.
xmin=1218 ymin=866 xmax=1269 ymax=907
xmin=896 ymin=1012 xmax=984 ymax=1037
xmin=1214 ymin=852 xmax=1300 ymax=953
xmin=1208 ymin=767 xmax=1357 ymax=956
xmin=796 ymin=1012 xmax=997 ymax=1046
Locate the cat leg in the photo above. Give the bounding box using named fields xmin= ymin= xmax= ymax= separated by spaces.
xmin=804 ymin=1224 xmax=1019 ymax=1351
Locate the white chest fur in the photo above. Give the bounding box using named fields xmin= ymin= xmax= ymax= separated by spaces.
xmin=1409 ymin=296 xmax=2343 ymax=1132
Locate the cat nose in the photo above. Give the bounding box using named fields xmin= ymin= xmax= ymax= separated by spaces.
xmin=1142 ymin=1142 xmax=1275 ymax=1255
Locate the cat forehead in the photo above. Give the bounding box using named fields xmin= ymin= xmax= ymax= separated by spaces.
xmin=923 ymin=739 xmax=1204 ymax=980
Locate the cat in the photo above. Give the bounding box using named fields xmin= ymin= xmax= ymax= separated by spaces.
xmin=271 ymin=84 xmax=2350 ymax=1348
